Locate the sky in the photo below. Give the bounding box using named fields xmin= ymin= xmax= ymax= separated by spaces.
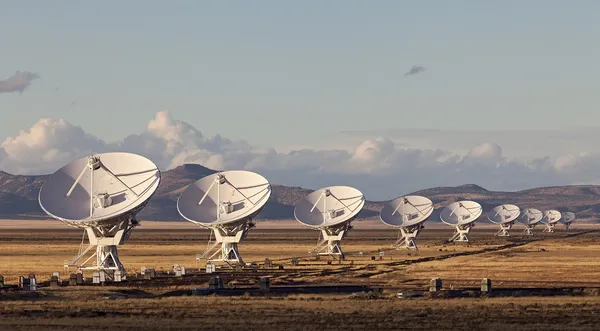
xmin=2 ymin=1 xmax=600 ymax=200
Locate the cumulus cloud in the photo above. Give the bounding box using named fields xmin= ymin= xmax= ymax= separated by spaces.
xmin=2 ymin=110 xmax=600 ymax=200
xmin=0 ymin=71 xmax=40 ymax=94
xmin=404 ymin=65 xmax=426 ymax=76
xmin=0 ymin=118 xmax=108 ymax=174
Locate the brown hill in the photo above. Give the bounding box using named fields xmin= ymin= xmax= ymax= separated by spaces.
xmin=0 ymin=166 xmax=597 ymax=222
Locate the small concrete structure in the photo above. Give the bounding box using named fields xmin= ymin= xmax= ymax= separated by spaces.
xmin=430 ymin=278 xmax=442 ymax=292
xmin=140 ymin=266 xmax=147 ymax=275
xmin=76 ymin=272 xmax=84 ymax=285
xmin=205 ymin=264 xmax=216 ymax=274
xmin=69 ymin=274 xmax=78 ymax=286
xmin=19 ymin=276 xmax=37 ymax=291
xmin=173 ymin=264 xmax=183 ymax=277
xmin=260 ymin=277 xmax=271 ymax=292
xmin=264 ymin=258 xmax=272 ymax=268
xmin=481 ymin=278 xmax=492 ymax=293
xmin=92 ymin=272 xmax=107 ymax=284
xmin=114 ymin=270 xmax=123 ymax=282
xmin=143 ymin=269 xmax=156 ymax=280
xmin=52 ymin=272 xmax=61 ymax=282
xmin=50 ymin=275 xmax=60 ymax=287
xmin=208 ymin=276 xmax=224 ymax=290
xmin=69 ymin=273 xmax=84 ymax=285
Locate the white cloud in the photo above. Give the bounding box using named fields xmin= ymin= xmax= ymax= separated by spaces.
xmin=1 ymin=110 xmax=600 ymax=200
xmin=0 ymin=118 xmax=107 ymax=174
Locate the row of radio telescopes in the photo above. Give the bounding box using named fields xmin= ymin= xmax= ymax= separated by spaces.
xmin=37 ymin=152 xmax=577 ymax=280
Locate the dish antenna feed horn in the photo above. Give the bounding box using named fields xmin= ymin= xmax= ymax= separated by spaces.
xmin=487 ymin=204 xmax=521 ymax=237
xmin=294 ymin=186 xmax=365 ymax=261
xmin=39 ymin=153 xmax=161 ymax=280
xmin=177 ymin=170 xmax=271 ymax=268
xmin=379 ymin=195 xmax=433 ymax=253
xmin=440 ymin=201 xmax=482 ymax=243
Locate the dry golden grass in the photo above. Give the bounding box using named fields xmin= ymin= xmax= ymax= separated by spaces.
xmin=2 ymin=219 xmax=600 ymax=330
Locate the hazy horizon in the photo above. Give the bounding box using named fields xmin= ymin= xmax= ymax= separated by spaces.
xmin=3 ymin=1 xmax=600 ymax=200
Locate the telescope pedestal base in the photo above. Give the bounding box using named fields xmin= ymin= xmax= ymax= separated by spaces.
xmin=393 ymin=225 xmax=422 ymax=252
xmin=522 ymin=225 xmax=535 ymax=236
xmin=543 ymin=224 xmax=555 ymax=233
xmin=65 ymin=220 xmax=136 ymax=281
xmin=495 ymin=223 xmax=513 ymax=237
xmin=448 ymin=224 xmax=472 ymax=242
xmin=199 ymin=226 xmax=250 ymax=267
xmin=564 ymin=222 xmax=572 ymax=231
xmin=311 ymin=229 xmax=346 ymax=261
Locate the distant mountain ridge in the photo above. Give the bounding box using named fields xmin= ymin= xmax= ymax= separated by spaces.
xmin=0 ymin=165 xmax=598 ymax=222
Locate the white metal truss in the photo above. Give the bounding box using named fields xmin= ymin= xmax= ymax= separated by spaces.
xmin=393 ymin=224 xmax=424 ymax=252
xmin=543 ymin=223 xmax=556 ymax=233
xmin=495 ymin=222 xmax=513 ymax=237
xmin=65 ymin=217 xmax=138 ymax=281
xmin=310 ymin=222 xmax=351 ymax=261
xmin=448 ymin=224 xmax=473 ymax=242
xmin=522 ymin=224 xmax=536 ymax=236
xmin=197 ymin=221 xmax=254 ymax=267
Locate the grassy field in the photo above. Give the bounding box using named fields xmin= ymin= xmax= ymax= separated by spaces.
xmin=1 ymin=219 xmax=600 ymax=330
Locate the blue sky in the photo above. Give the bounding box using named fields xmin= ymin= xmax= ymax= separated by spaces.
xmin=3 ymin=1 xmax=600 ymax=198
xmin=3 ymin=0 xmax=600 ymax=147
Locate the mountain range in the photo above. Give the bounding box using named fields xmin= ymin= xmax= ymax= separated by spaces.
xmin=1 ymin=164 xmax=599 ymax=222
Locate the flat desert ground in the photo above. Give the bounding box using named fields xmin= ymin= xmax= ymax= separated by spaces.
xmin=2 ymin=219 xmax=600 ymax=330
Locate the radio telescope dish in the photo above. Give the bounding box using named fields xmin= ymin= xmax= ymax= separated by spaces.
xmin=517 ymin=208 xmax=543 ymax=236
xmin=541 ymin=209 xmax=562 ymax=233
xmin=440 ymin=200 xmax=482 ymax=242
xmin=39 ymin=152 xmax=160 ymax=280
xmin=294 ymin=186 xmax=365 ymax=260
xmin=177 ymin=170 xmax=271 ymax=266
xmin=560 ymin=212 xmax=576 ymax=231
xmin=487 ymin=204 xmax=520 ymax=237
xmin=379 ymin=195 xmax=433 ymax=252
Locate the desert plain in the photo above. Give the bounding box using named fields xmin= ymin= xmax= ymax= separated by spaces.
xmin=2 ymin=219 xmax=600 ymax=330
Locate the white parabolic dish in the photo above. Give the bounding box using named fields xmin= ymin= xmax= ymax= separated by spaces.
xmin=560 ymin=211 xmax=576 ymax=224
xmin=518 ymin=208 xmax=543 ymax=225
xmin=542 ymin=210 xmax=562 ymax=224
xmin=487 ymin=204 xmax=520 ymax=224
xmin=379 ymin=195 xmax=433 ymax=228
xmin=39 ymin=152 xmax=161 ymax=227
xmin=177 ymin=170 xmax=271 ymax=227
xmin=440 ymin=200 xmax=483 ymax=226
xmin=294 ymin=186 xmax=365 ymax=229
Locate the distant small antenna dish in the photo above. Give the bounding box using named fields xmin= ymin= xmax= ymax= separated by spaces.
xmin=379 ymin=195 xmax=433 ymax=252
xmin=440 ymin=200 xmax=482 ymax=242
xmin=294 ymin=186 xmax=365 ymax=260
xmin=560 ymin=211 xmax=576 ymax=231
xmin=487 ymin=204 xmax=520 ymax=237
xmin=39 ymin=153 xmax=160 ymax=280
xmin=541 ymin=210 xmax=562 ymax=233
xmin=177 ymin=170 xmax=271 ymax=267
xmin=517 ymin=208 xmax=543 ymax=236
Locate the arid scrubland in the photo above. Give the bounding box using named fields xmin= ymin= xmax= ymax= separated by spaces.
xmin=2 ymin=220 xmax=600 ymax=330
